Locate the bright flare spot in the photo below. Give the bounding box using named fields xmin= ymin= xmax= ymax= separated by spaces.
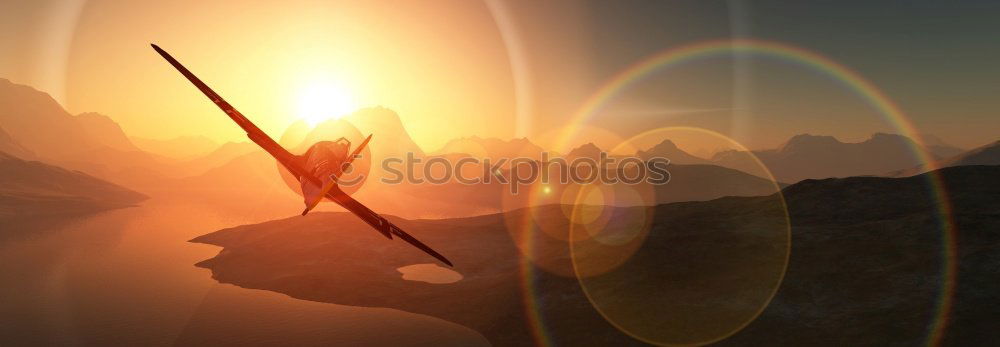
xmin=297 ymin=82 xmax=356 ymax=126
xmin=542 ymin=186 xmax=552 ymax=194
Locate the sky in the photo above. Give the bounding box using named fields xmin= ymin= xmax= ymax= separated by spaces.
xmin=1 ymin=0 xmax=997 ymax=152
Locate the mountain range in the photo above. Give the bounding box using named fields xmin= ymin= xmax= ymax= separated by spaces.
xmin=711 ymin=133 xmax=966 ymax=183
xmin=1 ymin=77 xmax=996 ymax=219
xmin=1 ymin=75 xmax=998 ymax=345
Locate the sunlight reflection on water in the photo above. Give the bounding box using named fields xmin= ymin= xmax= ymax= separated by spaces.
xmin=398 ymin=263 xmax=464 ymax=284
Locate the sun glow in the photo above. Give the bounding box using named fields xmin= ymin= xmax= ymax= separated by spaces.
xmin=297 ymin=81 xmax=356 ymax=126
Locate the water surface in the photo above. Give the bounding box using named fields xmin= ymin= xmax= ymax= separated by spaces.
xmin=0 ymin=198 xmax=487 ymax=346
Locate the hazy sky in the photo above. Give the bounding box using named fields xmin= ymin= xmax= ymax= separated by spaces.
xmin=1 ymin=0 xmax=997 ymax=151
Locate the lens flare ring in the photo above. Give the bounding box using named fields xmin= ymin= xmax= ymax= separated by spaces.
xmin=521 ymin=38 xmax=956 ymax=346
xmin=570 ymin=126 xmax=790 ymax=346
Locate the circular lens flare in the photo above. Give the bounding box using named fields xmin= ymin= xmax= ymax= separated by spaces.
xmin=571 ymin=126 xmax=791 ymax=346
xmin=275 ymin=120 xmax=371 ymax=197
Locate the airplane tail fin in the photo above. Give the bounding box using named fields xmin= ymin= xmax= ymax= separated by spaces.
xmin=301 ymin=179 xmax=325 ymax=215
xmin=350 ymin=134 xmax=373 ymax=163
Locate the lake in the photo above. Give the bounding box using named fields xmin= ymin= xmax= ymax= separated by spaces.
xmin=0 ymin=198 xmax=488 ymax=346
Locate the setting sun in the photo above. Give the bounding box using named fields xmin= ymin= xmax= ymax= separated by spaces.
xmin=297 ymin=81 xmax=356 ymax=126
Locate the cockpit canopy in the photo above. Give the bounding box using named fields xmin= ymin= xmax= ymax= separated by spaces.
xmin=306 ymin=139 xmax=350 ymax=159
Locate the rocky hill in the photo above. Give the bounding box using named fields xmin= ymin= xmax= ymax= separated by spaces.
xmin=0 ymin=151 xmax=147 ymax=224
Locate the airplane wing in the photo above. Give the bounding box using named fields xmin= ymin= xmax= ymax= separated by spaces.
xmin=324 ymin=184 xmax=453 ymax=267
xmin=150 ymin=44 xmax=316 ymax=184
xmin=152 ymin=44 xmax=452 ymax=267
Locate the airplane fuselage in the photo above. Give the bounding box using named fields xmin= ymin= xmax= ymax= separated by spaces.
xmin=303 ymin=139 xmax=351 ymax=182
xmin=299 ymin=139 xmax=352 ymax=208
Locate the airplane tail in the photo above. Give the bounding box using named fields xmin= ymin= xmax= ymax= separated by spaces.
xmin=300 ymin=179 xmax=325 ymax=215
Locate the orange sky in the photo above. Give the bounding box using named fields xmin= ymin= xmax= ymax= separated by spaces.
xmin=2 ymin=0 xmax=518 ymax=151
xmin=2 ymin=1 xmax=996 ymax=153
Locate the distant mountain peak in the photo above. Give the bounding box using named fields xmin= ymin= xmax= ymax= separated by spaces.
xmin=308 ymin=107 xmax=425 ymax=158
xmin=573 ymin=142 xmax=600 ymax=150
xmin=74 ymin=112 xmax=138 ymax=152
xmin=780 ymin=133 xmax=842 ymax=152
xmin=649 ymin=139 xmax=679 ymax=150
xmin=937 ymin=139 xmax=1000 ymax=168
xmin=636 ymin=139 xmax=710 ymax=165
xmin=566 ymin=142 xmax=603 ymax=159
xmin=778 ymin=133 xmax=916 ymax=154
xmin=344 ymin=106 xmax=404 ymax=130
xmin=715 ymin=132 xmax=954 ymax=183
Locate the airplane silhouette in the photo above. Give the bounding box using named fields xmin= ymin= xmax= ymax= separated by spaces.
xmin=151 ymin=44 xmax=452 ymax=267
